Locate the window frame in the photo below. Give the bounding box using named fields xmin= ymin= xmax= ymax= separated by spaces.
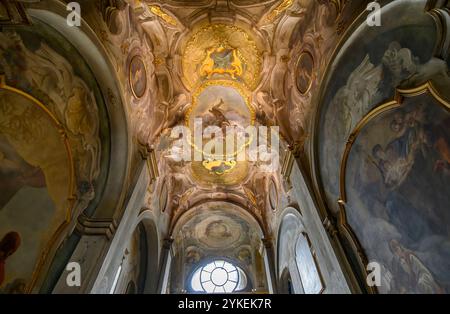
xmin=187 ymin=258 xmax=251 ymax=294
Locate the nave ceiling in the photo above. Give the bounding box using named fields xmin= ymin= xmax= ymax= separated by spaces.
xmin=77 ymin=0 xmax=357 ymax=239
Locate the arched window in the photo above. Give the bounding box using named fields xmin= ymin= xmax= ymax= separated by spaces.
xmin=125 ymin=281 xmax=136 ymax=294
xmin=189 ymin=260 xmax=248 ymax=293
xmin=294 ymin=232 xmax=324 ymax=294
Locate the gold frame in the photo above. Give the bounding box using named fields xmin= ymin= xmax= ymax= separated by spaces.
xmin=295 ymin=50 xmax=315 ymax=95
xmin=337 ymin=82 xmax=450 ymax=294
xmin=128 ymin=54 xmax=147 ymax=99
xmin=268 ymin=177 xmax=278 ymax=211
xmin=0 ymin=76 xmax=76 ymax=293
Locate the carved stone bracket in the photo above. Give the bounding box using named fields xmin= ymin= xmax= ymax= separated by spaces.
xmin=76 ymin=214 xmax=118 ymax=239
xmin=281 ymin=148 xmax=295 ymax=189
xmin=322 ymin=216 xmax=338 ymax=238
xmin=140 ymin=144 xmax=159 ymax=184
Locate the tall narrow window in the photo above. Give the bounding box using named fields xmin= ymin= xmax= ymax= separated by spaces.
xmin=295 ymin=232 xmax=324 ymax=294
xmin=109 ymin=264 xmax=123 ymax=294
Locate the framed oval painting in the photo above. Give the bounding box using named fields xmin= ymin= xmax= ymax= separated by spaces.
xmin=295 ymin=51 xmax=314 ymax=95
xmin=129 ymin=55 xmax=147 ymax=99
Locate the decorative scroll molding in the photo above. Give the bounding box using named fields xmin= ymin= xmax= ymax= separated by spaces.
xmin=148 ymin=5 xmax=178 ymax=26
xmin=76 ymin=215 xmax=117 ymax=239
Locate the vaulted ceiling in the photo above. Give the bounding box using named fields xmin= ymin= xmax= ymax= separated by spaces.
xmin=98 ymin=0 xmax=360 ymax=244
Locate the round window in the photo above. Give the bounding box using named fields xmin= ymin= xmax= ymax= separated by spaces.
xmin=190 ymin=260 xmax=248 ymax=293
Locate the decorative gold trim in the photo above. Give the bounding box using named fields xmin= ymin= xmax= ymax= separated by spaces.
xmin=182 ymin=24 xmax=262 ymax=91
xmin=295 ymin=50 xmax=315 ymax=95
xmin=0 ymin=76 xmax=76 ymax=293
xmin=128 ymin=54 xmax=147 ymax=99
xmin=148 ymin=5 xmax=178 ymax=26
xmin=262 ymin=0 xmax=294 ymax=24
xmin=337 ymin=82 xmax=450 ymax=294
xmin=268 ymin=177 xmax=278 ymax=211
xmin=244 ymin=187 xmax=257 ymax=207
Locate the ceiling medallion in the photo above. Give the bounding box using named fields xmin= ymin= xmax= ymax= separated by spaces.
xmin=182 ymin=24 xmax=262 ymax=91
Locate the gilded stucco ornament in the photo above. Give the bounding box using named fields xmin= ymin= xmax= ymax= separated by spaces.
xmin=261 ymin=0 xmax=294 ymax=24
xmin=182 ymin=24 xmax=262 ymax=91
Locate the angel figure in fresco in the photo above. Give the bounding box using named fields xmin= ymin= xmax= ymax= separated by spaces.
xmin=0 ymin=232 xmax=21 ymax=286
xmin=342 ymin=55 xmax=383 ymax=134
xmin=322 ymin=55 xmax=382 ymax=190
xmin=209 ymin=98 xmax=231 ymax=131
xmin=254 ymin=91 xmax=277 ymax=126
xmin=382 ymin=42 xmax=419 ymax=87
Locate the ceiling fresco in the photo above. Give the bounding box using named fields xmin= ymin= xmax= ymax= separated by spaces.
xmin=123 ymin=0 xmax=349 ymax=254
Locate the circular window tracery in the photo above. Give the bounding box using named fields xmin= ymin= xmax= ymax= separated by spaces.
xmin=190 ymin=260 xmax=247 ymax=293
